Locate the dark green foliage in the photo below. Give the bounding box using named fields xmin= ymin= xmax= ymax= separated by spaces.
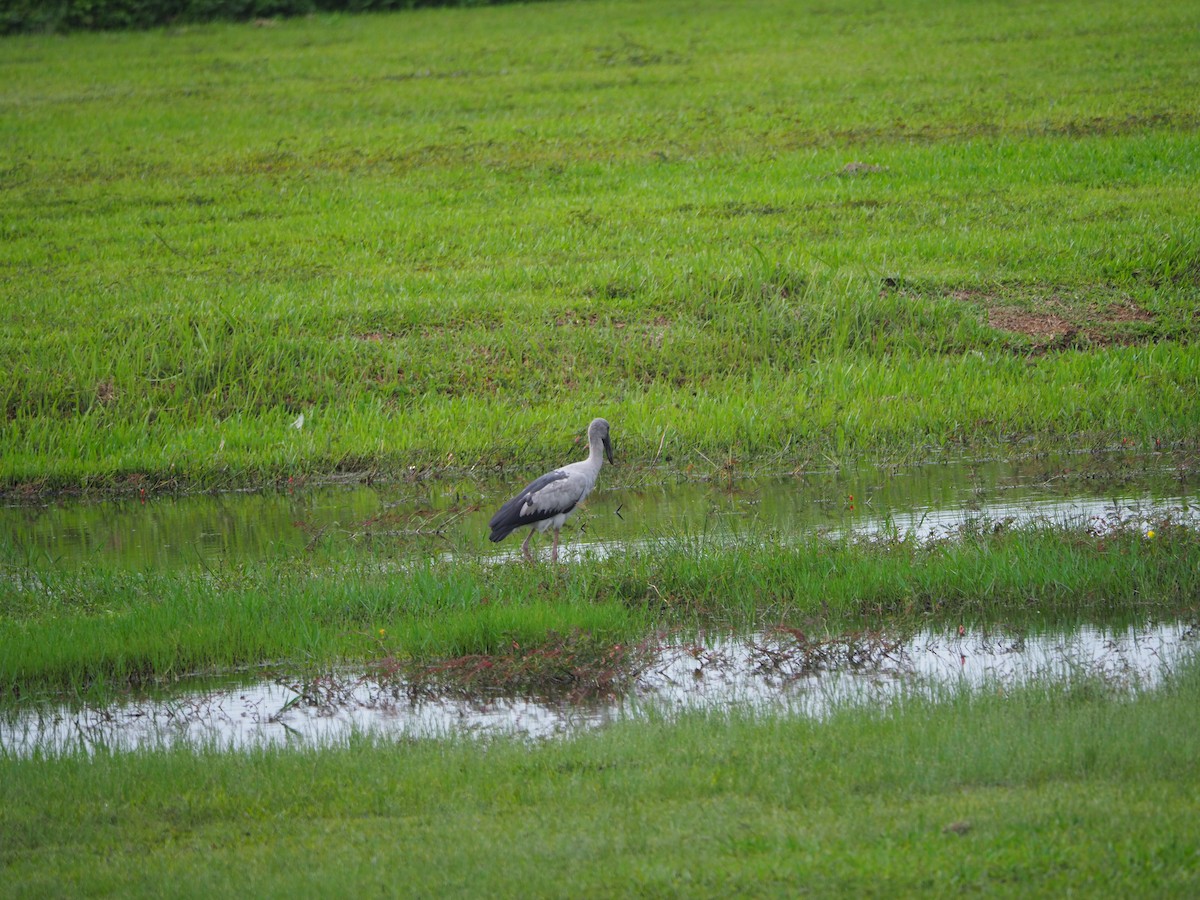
xmin=0 ymin=0 xmax=514 ymax=35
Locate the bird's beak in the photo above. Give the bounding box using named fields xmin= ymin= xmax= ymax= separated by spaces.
xmin=603 ymin=434 xmax=614 ymax=464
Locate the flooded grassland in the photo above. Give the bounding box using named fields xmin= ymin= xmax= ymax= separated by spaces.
xmin=2 ymin=451 xmax=1197 ymax=756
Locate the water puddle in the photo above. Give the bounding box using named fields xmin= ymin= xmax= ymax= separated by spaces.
xmin=1 ymin=452 xmax=1195 ymax=568
xmin=3 ymin=621 xmax=1194 ymax=756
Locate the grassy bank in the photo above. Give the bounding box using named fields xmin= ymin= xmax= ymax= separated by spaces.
xmin=3 ymin=0 xmax=1199 ymax=493
xmin=3 ymin=521 xmax=1196 ymax=698
xmin=3 ymin=663 xmax=1199 ymax=895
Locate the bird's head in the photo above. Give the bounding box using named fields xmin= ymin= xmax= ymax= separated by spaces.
xmin=589 ymin=417 xmax=614 ymax=464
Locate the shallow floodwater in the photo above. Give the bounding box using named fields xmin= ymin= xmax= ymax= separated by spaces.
xmin=2 ymin=452 xmax=1195 ymax=568
xmin=3 ymin=622 xmax=1194 ymax=756
xmin=2 ymin=452 xmax=1196 ymax=756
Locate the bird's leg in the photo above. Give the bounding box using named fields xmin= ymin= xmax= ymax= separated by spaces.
xmin=521 ymin=530 xmax=535 ymax=563
xmin=551 ymin=528 xmax=560 ymax=563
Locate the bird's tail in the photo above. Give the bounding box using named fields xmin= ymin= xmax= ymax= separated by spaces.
xmin=488 ymin=526 xmax=511 ymax=543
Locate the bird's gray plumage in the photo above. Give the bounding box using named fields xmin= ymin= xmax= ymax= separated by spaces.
xmin=488 ymin=470 xmax=572 ymax=542
xmin=488 ymin=418 xmax=614 ymax=562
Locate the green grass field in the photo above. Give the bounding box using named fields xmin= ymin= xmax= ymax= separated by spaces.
xmin=2 ymin=0 xmax=1198 ymax=493
xmin=3 ymin=0 xmax=1200 ymax=892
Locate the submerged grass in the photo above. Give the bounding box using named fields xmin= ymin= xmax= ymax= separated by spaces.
xmin=3 ymin=0 xmax=1200 ymax=492
xmin=2 ymin=660 xmax=1199 ymax=895
xmin=2 ymin=521 xmax=1196 ymax=700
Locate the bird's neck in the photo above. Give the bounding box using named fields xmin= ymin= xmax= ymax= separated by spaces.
xmin=585 ymin=441 xmax=604 ymax=467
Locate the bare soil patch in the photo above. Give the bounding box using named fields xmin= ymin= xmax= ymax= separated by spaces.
xmin=952 ymin=290 xmax=1156 ymax=351
xmin=986 ymin=306 xmax=1075 ymax=340
xmin=837 ymin=161 xmax=888 ymax=177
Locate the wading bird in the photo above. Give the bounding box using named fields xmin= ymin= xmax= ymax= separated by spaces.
xmin=489 ymin=418 xmax=614 ymax=562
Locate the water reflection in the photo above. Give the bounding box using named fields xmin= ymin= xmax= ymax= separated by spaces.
xmin=2 ymin=622 xmax=1194 ymax=756
xmin=0 ymin=453 xmax=1195 ymax=569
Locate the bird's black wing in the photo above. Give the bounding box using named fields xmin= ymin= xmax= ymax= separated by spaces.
xmin=488 ymin=470 xmax=575 ymax=542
